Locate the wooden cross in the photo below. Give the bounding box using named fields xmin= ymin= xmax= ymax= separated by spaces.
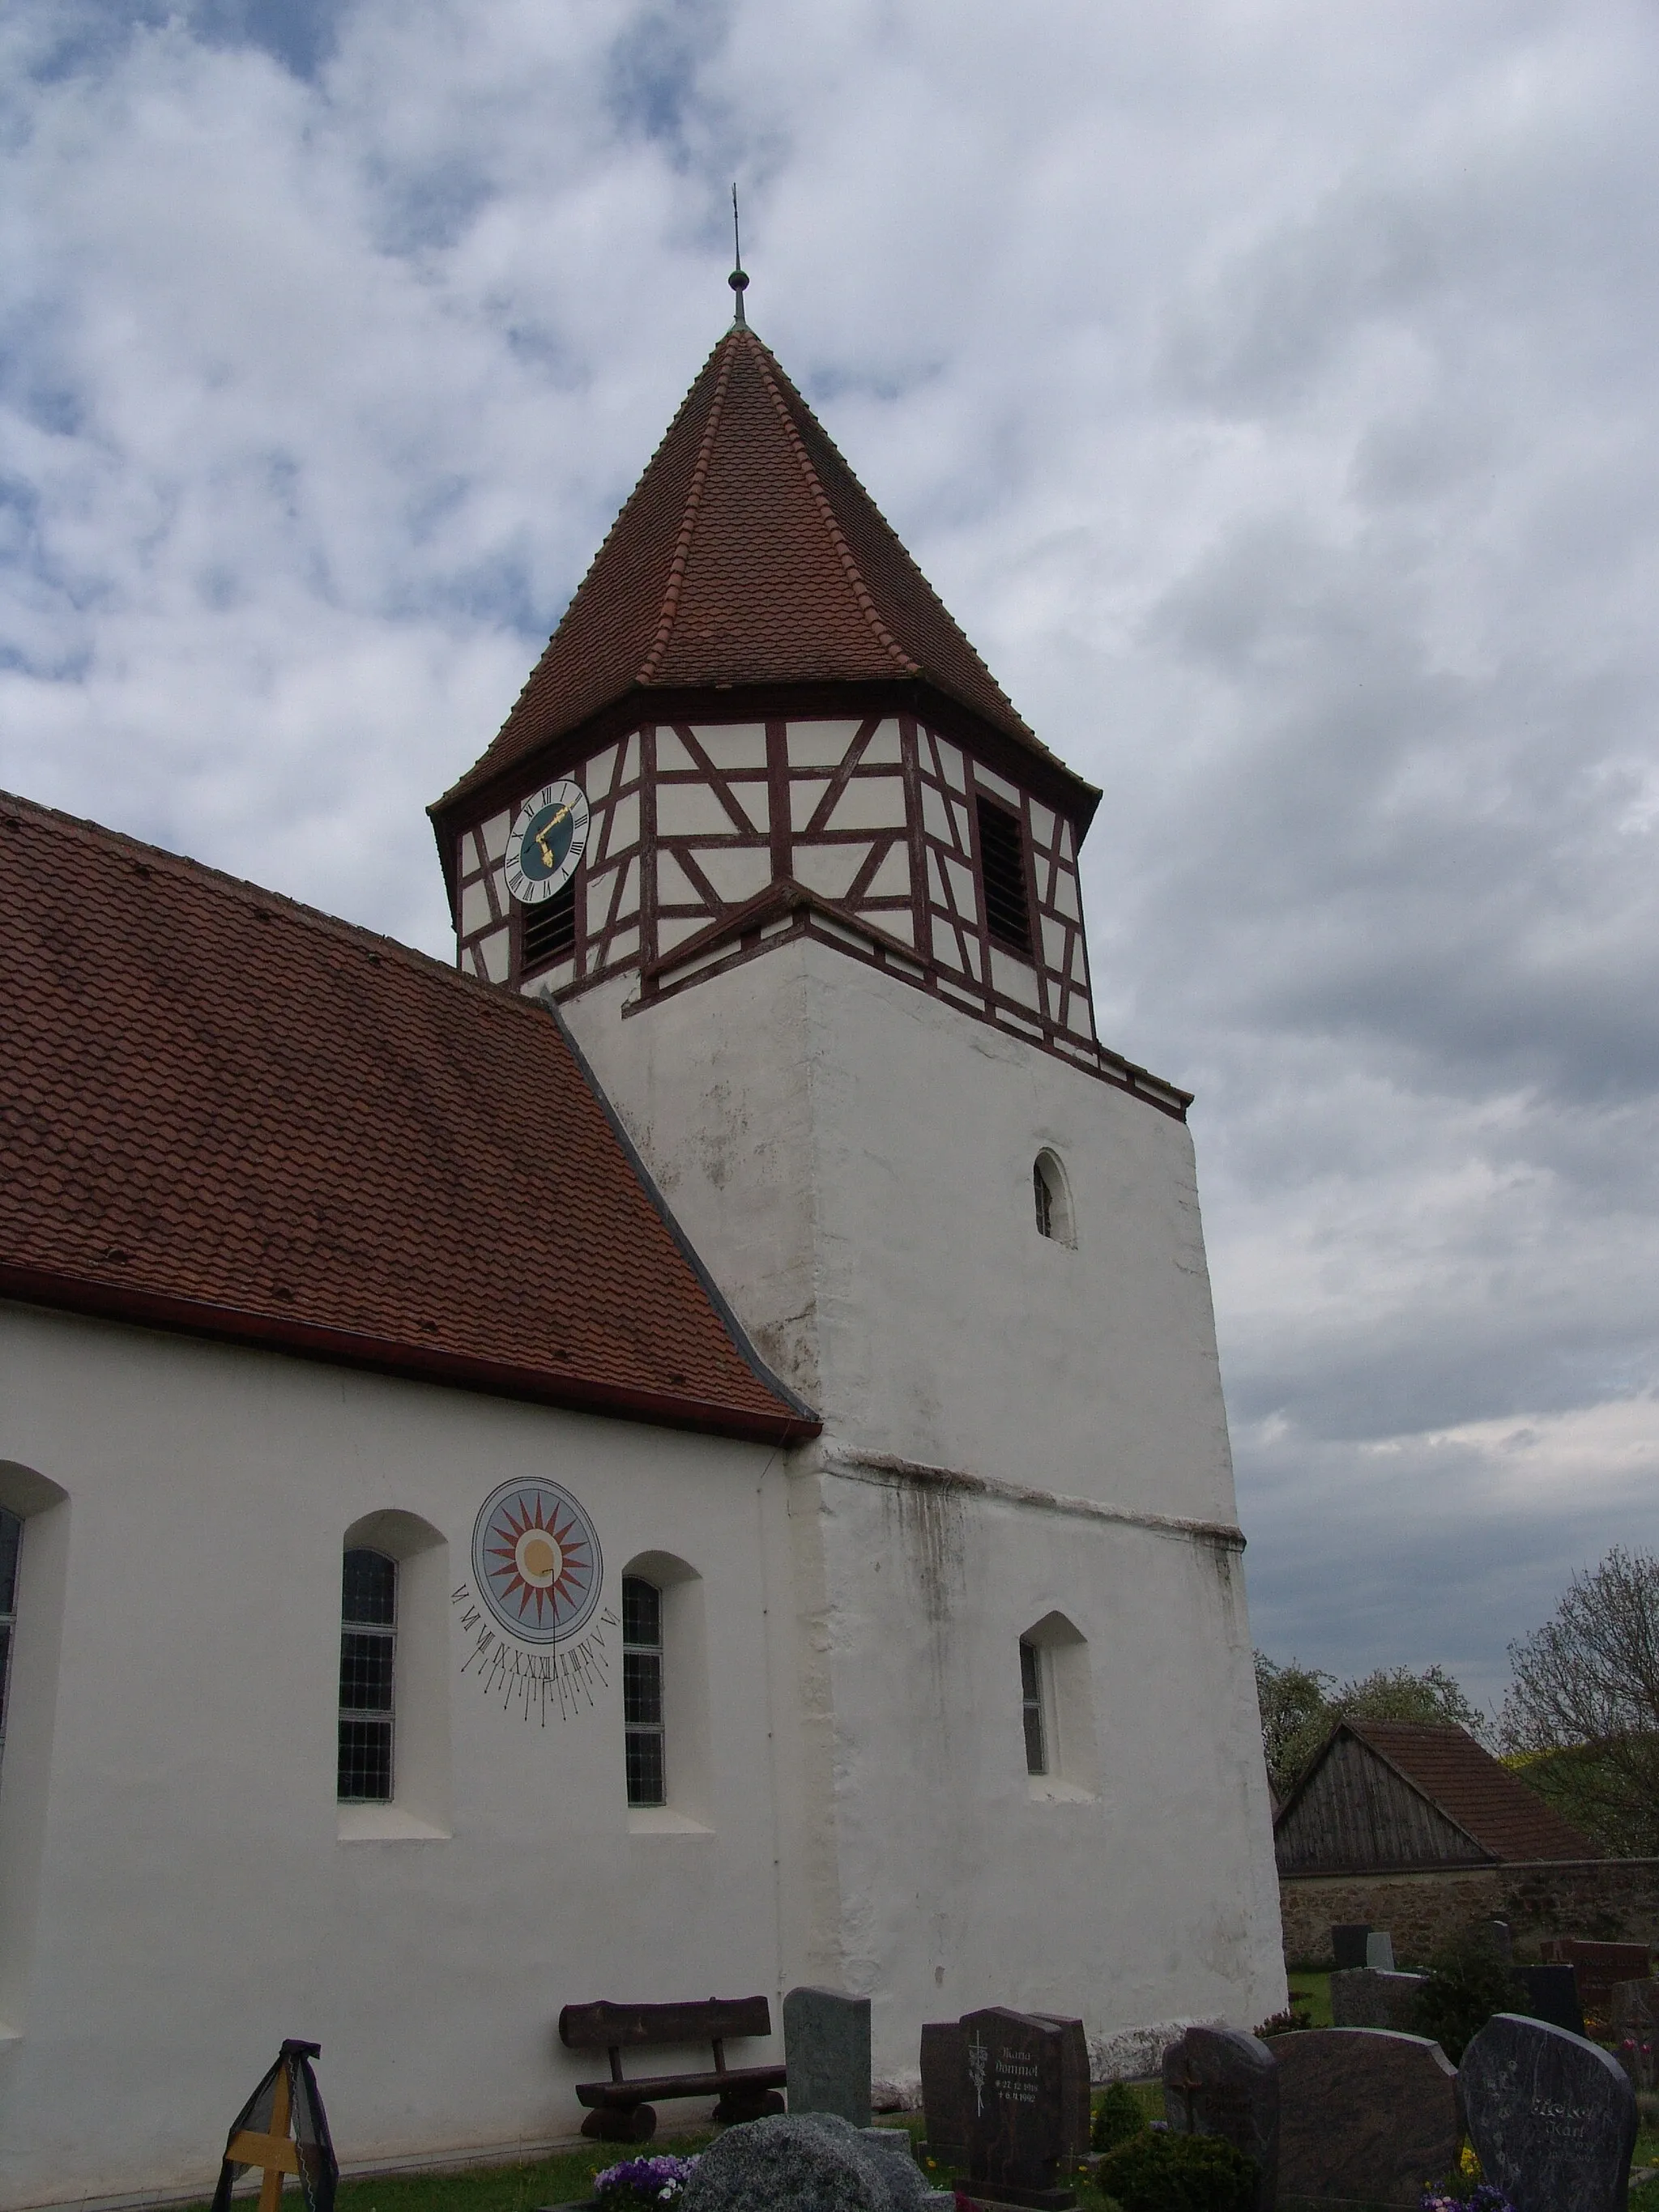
xmin=226 ymin=2041 xmax=318 ymax=2212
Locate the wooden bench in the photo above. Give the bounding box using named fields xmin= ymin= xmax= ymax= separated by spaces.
xmin=558 ymin=1997 xmax=787 ymax=2142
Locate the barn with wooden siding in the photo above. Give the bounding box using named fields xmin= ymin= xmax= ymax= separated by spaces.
xmin=1274 ymin=1719 xmax=1597 ymax=1875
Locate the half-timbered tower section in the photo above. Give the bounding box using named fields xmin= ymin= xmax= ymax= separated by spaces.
xmin=433 ymin=326 xmax=1184 ymax=1120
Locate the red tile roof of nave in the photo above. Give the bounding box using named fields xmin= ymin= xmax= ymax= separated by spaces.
xmin=437 ymin=322 xmax=1059 ymax=811
xmin=0 ymin=795 xmax=814 ymax=1442
xmin=1346 ymin=1720 xmax=1600 ymax=1863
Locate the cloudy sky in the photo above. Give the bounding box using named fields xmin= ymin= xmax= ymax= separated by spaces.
xmin=5 ymin=0 xmax=1657 ymax=1709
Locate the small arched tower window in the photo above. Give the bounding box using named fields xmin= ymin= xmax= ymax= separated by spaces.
xmin=1033 ymin=1150 xmax=1075 ymax=1247
xmin=623 ymin=1574 xmax=666 ymax=1807
xmin=339 ymin=1548 xmax=397 ymax=1803
xmin=0 ymin=1507 xmax=21 ymax=1776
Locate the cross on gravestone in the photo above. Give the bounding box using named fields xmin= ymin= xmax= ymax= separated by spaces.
xmin=1161 ymin=2026 xmax=1277 ymax=2212
xmin=919 ymin=2022 xmax=969 ymax=2168
xmin=960 ymin=2008 xmax=1077 ymax=2210
xmin=784 ymin=1987 xmax=872 ymax=2128
xmin=1461 ymin=2013 xmax=1637 ymax=2212
xmin=1275 ymin=2029 xmax=1461 ymax=2210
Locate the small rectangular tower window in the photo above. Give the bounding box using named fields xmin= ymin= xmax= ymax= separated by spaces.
xmin=0 ymin=1507 xmax=19 ymax=1775
xmin=1020 ymin=1637 xmax=1047 ymax=1775
xmin=339 ymin=1548 xmax=396 ymax=1802
xmin=976 ymin=795 xmax=1033 ymax=956
xmin=522 ymin=879 xmax=578 ymax=976
xmin=623 ymin=1575 xmax=666 ymax=1807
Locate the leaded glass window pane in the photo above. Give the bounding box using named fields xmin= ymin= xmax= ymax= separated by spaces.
xmin=339 ymin=1549 xmax=395 ymax=1802
xmin=0 ymin=1507 xmax=19 ymax=1774
xmin=622 ymin=1574 xmax=665 ymax=1808
xmin=1021 ymin=1638 xmax=1047 ymax=1775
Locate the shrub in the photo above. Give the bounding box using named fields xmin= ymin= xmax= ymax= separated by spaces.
xmin=1252 ymin=2005 xmax=1311 ymax=2037
xmin=1095 ymin=2130 xmax=1257 ymax=2212
xmin=1411 ymin=1926 xmax=1529 ymax=2064
xmin=1092 ymin=2080 xmax=1150 ymax=2152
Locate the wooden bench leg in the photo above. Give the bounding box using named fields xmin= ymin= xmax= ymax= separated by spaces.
xmin=711 ymin=2086 xmax=784 ymax=2125
xmin=581 ymin=2107 xmax=658 ymax=2144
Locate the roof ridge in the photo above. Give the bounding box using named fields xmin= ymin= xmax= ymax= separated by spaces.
xmin=0 ymin=789 xmax=524 ymax=1015
xmin=636 ymin=329 xmax=737 ymax=686
xmin=747 ymin=333 xmax=920 ymax=679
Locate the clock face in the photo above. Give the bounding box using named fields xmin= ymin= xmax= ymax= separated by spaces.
xmin=471 ymin=1478 xmax=603 ymax=1644
xmin=505 ymin=781 xmax=590 ymax=905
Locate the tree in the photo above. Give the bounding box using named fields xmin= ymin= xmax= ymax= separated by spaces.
xmin=1500 ymin=1544 xmax=1659 ymax=1856
xmin=1256 ymin=1652 xmax=1489 ymax=1803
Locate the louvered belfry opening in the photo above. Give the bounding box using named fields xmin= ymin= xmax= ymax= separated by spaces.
xmin=521 ymin=880 xmax=577 ymax=975
xmin=975 ymin=795 xmax=1033 ymax=956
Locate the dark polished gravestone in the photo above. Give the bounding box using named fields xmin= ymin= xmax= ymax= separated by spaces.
xmin=961 ymin=2008 xmax=1077 ymax=2210
xmin=784 ymin=1986 xmax=872 ymax=2128
xmin=1031 ymin=2016 xmax=1090 ymax=2165
xmin=1275 ymin=2029 xmax=1460 ymax=2210
xmin=1461 ymin=2013 xmax=1637 ymax=2212
xmin=919 ymin=2022 xmax=969 ymax=2168
xmin=1331 ymin=1924 xmax=1372 ymax=1971
xmin=1162 ymin=2026 xmax=1277 ymax=2212
xmin=1516 ymin=1962 xmax=1586 ymax=2037
xmin=1329 ymin=1969 xmax=1427 ymax=2034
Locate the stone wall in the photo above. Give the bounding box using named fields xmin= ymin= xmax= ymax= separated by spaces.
xmin=1282 ymin=1860 xmax=1659 ymax=1966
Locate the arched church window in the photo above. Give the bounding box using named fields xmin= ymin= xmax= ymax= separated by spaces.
xmin=622 ymin=1574 xmax=666 ymax=1808
xmin=1019 ymin=1636 xmax=1047 ymax=1776
xmin=0 ymin=1507 xmax=20 ymax=1775
xmin=338 ymin=1548 xmax=397 ymax=1803
xmin=1033 ymin=1150 xmax=1075 ymax=1247
xmin=975 ymin=795 xmax=1033 ymax=957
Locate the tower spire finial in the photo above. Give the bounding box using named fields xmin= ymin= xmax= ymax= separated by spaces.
xmin=728 ymin=182 xmax=749 ymax=326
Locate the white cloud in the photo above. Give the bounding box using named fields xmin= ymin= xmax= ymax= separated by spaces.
xmin=4 ymin=0 xmax=1658 ymax=1701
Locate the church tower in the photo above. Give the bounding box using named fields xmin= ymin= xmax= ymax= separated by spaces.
xmin=429 ymin=303 xmax=1285 ymax=2067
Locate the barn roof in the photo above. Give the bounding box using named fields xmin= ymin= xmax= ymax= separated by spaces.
xmin=0 ymin=793 xmax=817 ymax=1443
xmin=1278 ymin=1718 xmax=1598 ymax=1864
xmin=437 ymin=321 xmax=1091 ymax=814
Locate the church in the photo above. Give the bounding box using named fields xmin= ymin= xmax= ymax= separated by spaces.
xmin=0 ymin=279 xmax=1285 ymax=2210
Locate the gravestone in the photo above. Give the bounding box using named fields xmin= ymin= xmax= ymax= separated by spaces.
xmin=680 ymin=2111 xmax=946 ymax=2212
xmin=1162 ymin=2025 xmax=1277 ymax=2212
xmin=1364 ymin=1931 xmax=1397 ymax=1971
xmin=1482 ymin=1919 xmax=1514 ymax=1963
xmin=1276 ymin=2029 xmax=1459 ymax=2209
xmin=1031 ymin=2016 xmax=1090 ymax=2163
xmin=1331 ymin=1924 xmax=1371 ymax=1971
xmin=1516 ymin=1962 xmax=1585 ymax=2036
xmin=961 ymin=2008 xmax=1076 ymax=2210
xmin=1540 ymin=1938 xmax=1652 ymax=2018
xmin=1461 ymin=2013 xmax=1637 ymax=2212
xmin=1328 ymin=1968 xmax=1427 ymax=2033
xmin=919 ymin=2022 xmax=969 ymax=2168
xmin=785 ymin=1987 xmax=872 ymax=2128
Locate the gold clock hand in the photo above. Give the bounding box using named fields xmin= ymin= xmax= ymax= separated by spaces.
xmin=533 ymin=804 xmax=571 ymax=870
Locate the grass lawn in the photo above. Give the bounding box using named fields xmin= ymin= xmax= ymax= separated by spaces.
xmin=174 ymin=2135 xmax=716 ymax=2212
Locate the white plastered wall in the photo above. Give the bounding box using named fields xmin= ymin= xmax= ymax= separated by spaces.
xmin=0 ymin=1307 xmax=791 ymax=2211
xmin=561 ymin=938 xmax=1286 ymax=2086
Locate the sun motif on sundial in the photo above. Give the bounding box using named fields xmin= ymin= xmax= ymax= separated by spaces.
xmin=471 ymin=1480 xmax=603 ymax=1644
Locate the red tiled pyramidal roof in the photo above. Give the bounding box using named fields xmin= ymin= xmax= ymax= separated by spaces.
xmin=0 ymin=795 xmax=815 ymax=1443
xmin=440 ymin=322 xmax=1047 ymax=809
xmin=1343 ymin=1720 xmax=1598 ymax=1862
